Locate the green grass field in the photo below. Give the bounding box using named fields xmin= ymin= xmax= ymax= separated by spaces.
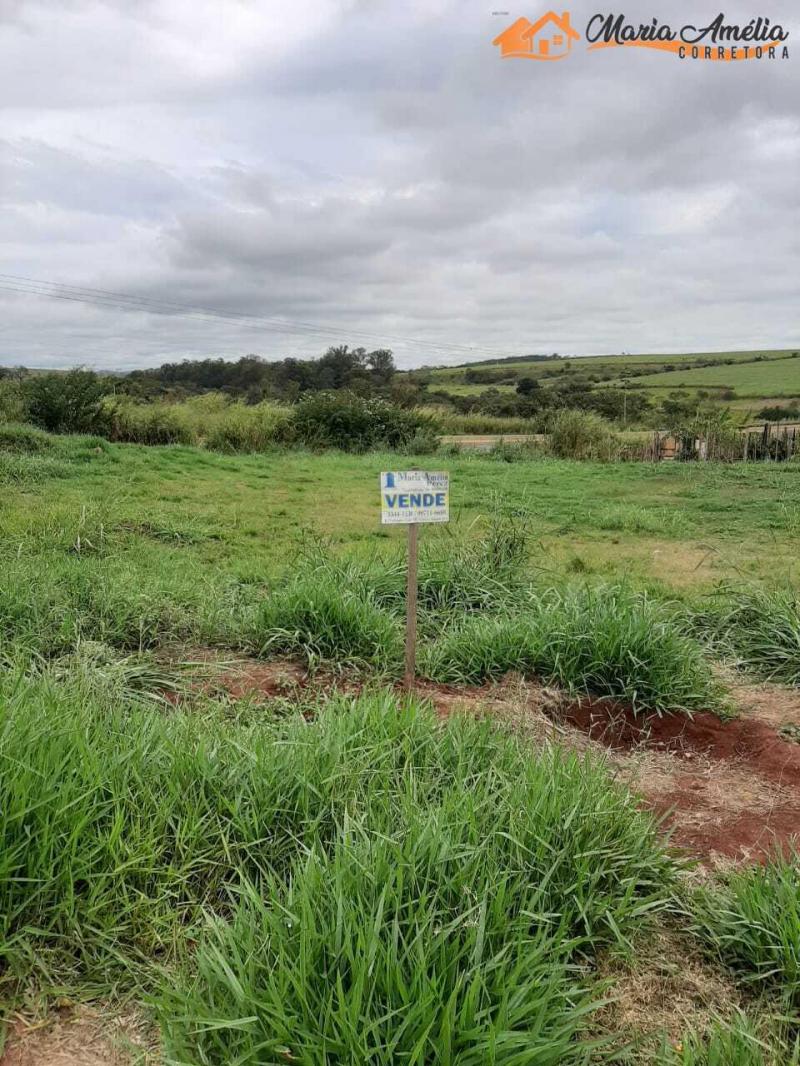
xmin=3 ymin=437 xmax=797 ymax=588
xmin=422 ymin=349 xmax=795 ymax=381
xmin=416 ymin=349 xmax=800 ymax=417
xmin=2 ymin=430 xmax=800 ymax=1064
xmin=619 ymin=355 xmax=800 ymax=399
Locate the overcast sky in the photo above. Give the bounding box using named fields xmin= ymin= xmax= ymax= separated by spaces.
xmin=1 ymin=0 xmax=798 ymax=369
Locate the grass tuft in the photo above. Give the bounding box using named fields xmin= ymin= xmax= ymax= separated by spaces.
xmin=695 ymin=584 xmax=800 ymax=686
xmin=423 ymin=585 xmax=722 ymax=714
xmin=692 ymin=852 xmax=800 ymax=1005
xmin=253 ymin=574 xmax=403 ymax=670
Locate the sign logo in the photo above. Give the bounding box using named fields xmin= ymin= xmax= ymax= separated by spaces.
xmin=492 ymin=11 xmax=580 ymax=59
xmin=380 ymin=471 xmax=449 ymax=525
xmin=493 ymin=11 xmax=790 ymax=61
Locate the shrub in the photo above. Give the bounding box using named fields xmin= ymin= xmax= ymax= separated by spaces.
xmin=24 ymin=369 xmax=111 ymax=434
xmin=759 ymin=405 xmax=800 ymax=422
xmin=203 ymin=401 xmax=294 ymax=452
xmin=0 ymin=378 xmax=26 ymax=423
xmin=292 ymin=391 xmax=426 ymax=451
xmin=546 ymin=409 xmax=621 ymax=460
xmin=110 ymin=400 xmax=196 ymax=445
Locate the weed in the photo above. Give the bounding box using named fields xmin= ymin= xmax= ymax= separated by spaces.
xmin=656 ymin=1012 xmax=800 ymax=1065
xmin=0 ymin=687 xmax=672 ymax=999
xmin=253 ymin=573 xmax=403 ymax=670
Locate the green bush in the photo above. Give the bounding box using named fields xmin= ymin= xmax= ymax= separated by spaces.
xmin=110 ymin=399 xmax=196 ymax=445
xmin=546 ymin=408 xmax=621 ymax=461
xmin=203 ymin=401 xmax=294 ymax=452
xmin=24 ymin=369 xmax=111 ymax=435
xmin=293 ymin=391 xmax=427 ymax=451
xmin=759 ymin=405 xmax=800 ymax=422
xmin=0 ymin=378 xmax=27 ymax=424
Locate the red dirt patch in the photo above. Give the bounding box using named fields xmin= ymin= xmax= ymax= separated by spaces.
xmin=561 ymin=698 xmax=800 ymax=789
xmin=421 ymin=674 xmax=800 ymax=865
xmin=213 ymin=660 xmax=308 ymax=700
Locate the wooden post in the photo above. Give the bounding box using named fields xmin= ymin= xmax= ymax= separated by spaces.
xmin=404 ymin=522 xmax=419 ymax=692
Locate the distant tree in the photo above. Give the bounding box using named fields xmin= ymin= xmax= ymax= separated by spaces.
xmin=515 ymin=377 xmax=541 ymax=396
xmin=389 ymin=381 xmax=424 ymax=408
xmin=120 ymin=346 xmax=397 ymax=401
xmin=366 ymin=348 xmax=395 ymax=385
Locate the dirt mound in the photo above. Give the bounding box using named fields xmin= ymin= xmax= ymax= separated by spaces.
xmin=562 ymin=698 xmax=800 ymax=789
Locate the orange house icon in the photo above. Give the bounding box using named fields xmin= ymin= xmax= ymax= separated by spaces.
xmin=493 ymin=11 xmax=580 ymax=60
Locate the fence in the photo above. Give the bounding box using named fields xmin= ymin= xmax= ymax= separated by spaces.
xmin=646 ymin=423 xmax=799 ymax=462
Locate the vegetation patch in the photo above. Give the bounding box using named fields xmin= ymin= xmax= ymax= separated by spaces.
xmin=692 ymin=852 xmax=800 ymax=1005
xmin=423 ymin=586 xmax=722 ymax=714
xmin=693 ymin=584 xmax=800 ymax=686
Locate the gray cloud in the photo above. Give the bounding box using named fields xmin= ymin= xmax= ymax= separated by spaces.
xmin=0 ymin=0 xmax=798 ymax=369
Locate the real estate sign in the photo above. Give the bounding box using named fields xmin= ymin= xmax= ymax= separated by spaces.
xmin=380 ymin=471 xmax=449 ymax=525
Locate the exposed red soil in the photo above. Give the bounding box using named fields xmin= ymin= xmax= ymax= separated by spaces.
xmin=561 ymin=697 xmax=800 ymax=789
xmin=415 ymin=675 xmax=800 ymax=866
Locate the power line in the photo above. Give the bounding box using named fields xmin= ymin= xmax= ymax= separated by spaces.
xmin=0 ymin=273 xmax=525 ymax=361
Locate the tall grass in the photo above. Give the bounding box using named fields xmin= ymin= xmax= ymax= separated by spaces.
xmin=423 ymin=586 xmax=722 ymax=714
xmin=0 ymin=422 xmax=56 ymax=454
xmin=296 ymin=508 xmax=530 ymax=616
xmin=252 ymin=573 xmax=403 ymax=670
xmin=692 ymin=852 xmax=800 ymax=1005
xmin=110 ymin=395 xmax=294 ymax=450
xmin=546 ymin=409 xmax=622 ymax=461
xmin=0 ymin=682 xmax=672 ymax=994
xmin=251 ymin=538 xmax=722 ymax=711
xmin=656 ymin=1013 xmax=800 ymax=1065
xmin=694 ymin=584 xmax=800 ymax=685
xmin=431 ymin=409 xmax=537 ymax=435
xmin=158 ymin=844 xmax=598 ymax=1065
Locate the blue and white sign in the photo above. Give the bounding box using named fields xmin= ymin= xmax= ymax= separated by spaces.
xmin=380 ymin=471 xmax=449 ymax=525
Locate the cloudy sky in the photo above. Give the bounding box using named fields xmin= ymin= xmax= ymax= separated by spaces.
xmin=1 ymin=0 xmax=798 ymax=369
